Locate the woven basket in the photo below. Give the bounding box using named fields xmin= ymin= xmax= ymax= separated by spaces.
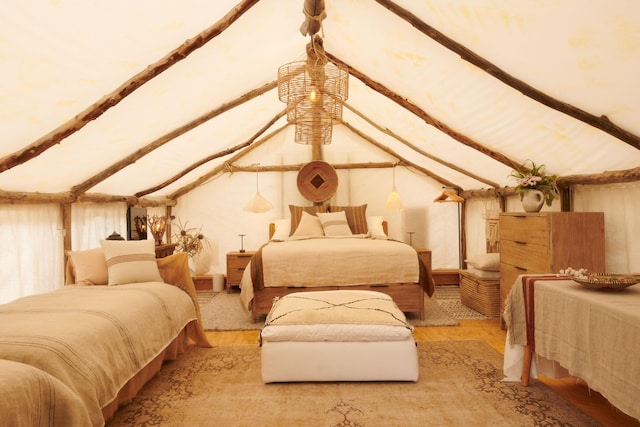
xmin=459 ymin=271 xmax=501 ymax=319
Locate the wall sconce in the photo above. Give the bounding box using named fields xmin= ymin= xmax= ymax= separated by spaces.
xmin=385 ymin=163 xmax=403 ymax=211
xmin=244 ymin=164 xmax=273 ymax=213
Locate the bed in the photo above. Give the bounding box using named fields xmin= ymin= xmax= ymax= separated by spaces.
xmin=0 ymin=242 xmax=210 ymax=427
xmin=239 ymin=205 xmax=434 ymax=322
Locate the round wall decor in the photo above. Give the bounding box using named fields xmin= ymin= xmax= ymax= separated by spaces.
xmin=296 ymin=160 xmax=338 ymax=203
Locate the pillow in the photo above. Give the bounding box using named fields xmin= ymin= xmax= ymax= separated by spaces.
xmin=100 ymin=239 xmax=163 ymax=286
xmin=317 ymin=211 xmax=353 ymax=236
xmin=67 ymin=247 xmax=108 ymax=286
xmin=466 ymin=267 xmax=501 ymax=280
xmin=329 ymin=204 xmax=368 ymax=234
xmin=271 ymin=219 xmax=291 ymax=239
xmin=289 ymin=204 xmax=327 ymax=236
xmin=366 ymin=216 xmax=386 ymax=237
xmin=465 ymin=253 xmax=500 ymax=271
xmin=292 ymin=211 xmax=325 ymax=237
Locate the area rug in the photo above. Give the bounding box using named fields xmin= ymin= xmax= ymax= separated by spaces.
xmin=435 ymin=285 xmax=489 ymax=320
xmin=107 ymin=340 xmax=599 ymax=426
xmin=199 ymin=291 xmax=459 ymax=331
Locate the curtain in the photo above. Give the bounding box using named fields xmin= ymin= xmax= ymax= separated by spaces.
xmin=0 ymin=204 xmax=63 ymax=304
xmin=0 ymin=202 xmax=128 ymax=304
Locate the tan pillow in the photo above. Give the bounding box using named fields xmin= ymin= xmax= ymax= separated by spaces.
xmin=292 ymin=211 xmax=325 ymax=237
xmin=100 ymin=239 xmax=163 ymax=286
xmin=289 ymin=204 xmax=327 ymax=236
xmin=317 ymin=211 xmax=352 ymax=236
xmin=329 ymin=204 xmax=368 ymax=234
xmin=465 ymin=253 xmax=500 ymax=271
xmin=67 ymin=247 xmax=108 ymax=286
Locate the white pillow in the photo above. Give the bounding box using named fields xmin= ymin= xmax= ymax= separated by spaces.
xmin=466 ymin=267 xmax=500 ymax=280
xmin=271 ymin=219 xmax=291 ymax=239
xmin=366 ymin=216 xmax=386 ymax=237
xmin=317 ymin=211 xmax=353 ymax=236
xmin=465 ymin=253 xmax=500 ymax=271
xmin=100 ymin=239 xmax=163 ymax=286
xmin=292 ymin=211 xmax=325 ymax=237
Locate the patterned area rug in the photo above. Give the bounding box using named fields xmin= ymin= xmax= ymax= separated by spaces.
xmin=198 ymin=291 xmax=459 ymax=331
xmin=107 ymin=341 xmax=599 ymax=426
xmin=197 ymin=286 xmax=486 ymax=331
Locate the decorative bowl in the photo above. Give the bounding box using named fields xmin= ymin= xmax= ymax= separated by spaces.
xmin=572 ymin=274 xmax=640 ymax=291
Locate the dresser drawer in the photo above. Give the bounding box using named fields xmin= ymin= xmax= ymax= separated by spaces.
xmin=499 ymin=214 xmax=549 ymax=246
xmin=499 ymin=240 xmax=549 ymax=272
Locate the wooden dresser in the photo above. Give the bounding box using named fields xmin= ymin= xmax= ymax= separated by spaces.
xmin=226 ymin=251 xmax=256 ymax=293
xmin=499 ymin=212 xmax=605 ymax=324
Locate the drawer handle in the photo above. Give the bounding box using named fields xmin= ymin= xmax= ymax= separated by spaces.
xmin=514 ymin=241 xmax=527 ymax=245
xmin=515 ymin=266 xmax=527 ymax=271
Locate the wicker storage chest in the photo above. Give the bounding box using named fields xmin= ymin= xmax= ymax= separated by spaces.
xmin=459 ymin=270 xmax=500 ymax=319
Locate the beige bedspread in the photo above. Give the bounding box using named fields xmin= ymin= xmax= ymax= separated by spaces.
xmin=0 ymin=359 xmax=92 ymax=427
xmin=240 ymin=236 xmax=420 ymax=311
xmin=504 ymin=275 xmax=640 ymax=421
xmin=0 ymin=282 xmax=197 ymax=427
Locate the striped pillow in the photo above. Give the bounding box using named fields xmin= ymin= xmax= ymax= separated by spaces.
xmin=317 ymin=211 xmax=353 ymax=236
xmin=329 ymin=204 xmax=368 ymax=234
xmin=100 ymin=239 xmax=163 ymax=286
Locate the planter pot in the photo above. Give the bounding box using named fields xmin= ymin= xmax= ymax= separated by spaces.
xmin=522 ymin=189 xmax=545 ymax=212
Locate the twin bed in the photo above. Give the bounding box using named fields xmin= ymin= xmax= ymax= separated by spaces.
xmin=0 ymin=244 xmax=210 ymax=426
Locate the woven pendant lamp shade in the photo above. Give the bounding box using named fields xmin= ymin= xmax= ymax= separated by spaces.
xmin=277 ymin=36 xmax=348 ymax=144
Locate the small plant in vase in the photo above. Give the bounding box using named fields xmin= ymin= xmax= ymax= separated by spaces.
xmin=510 ymin=160 xmax=559 ymax=212
xmin=172 ymin=218 xmax=210 ymax=274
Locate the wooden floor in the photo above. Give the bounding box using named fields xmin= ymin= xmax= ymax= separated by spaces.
xmin=204 ymin=319 xmax=639 ymax=427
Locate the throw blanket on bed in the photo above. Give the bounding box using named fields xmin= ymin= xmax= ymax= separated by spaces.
xmin=240 ymin=236 xmax=431 ymax=312
xmin=0 ymin=359 xmax=92 ymax=427
xmin=265 ymin=290 xmax=412 ymax=328
xmin=0 ymin=282 xmax=197 ymax=427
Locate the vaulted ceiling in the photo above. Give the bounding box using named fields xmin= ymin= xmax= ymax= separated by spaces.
xmin=1 ymin=0 xmax=639 ymax=204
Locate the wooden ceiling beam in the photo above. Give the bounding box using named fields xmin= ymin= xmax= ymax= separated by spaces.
xmin=327 ymin=52 xmax=522 ymax=172
xmin=71 ymin=81 xmax=277 ymax=197
xmin=0 ymin=0 xmax=261 ymax=174
xmin=375 ymin=0 xmax=640 ymax=151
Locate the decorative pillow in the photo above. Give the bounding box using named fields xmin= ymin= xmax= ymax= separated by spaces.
xmin=329 ymin=204 xmax=368 ymax=234
xmin=292 ymin=211 xmax=325 ymax=237
xmin=289 ymin=204 xmax=327 ymax=236
xmin=100 ymin=239 xmax=163 ymax=286
xmin=271 ymin=219 xmax=291 ymax=239
xmin=317 ymin=211 xmax=353 ymax=236
xmin=465 ymin=253 xmax=500 ymax=271
xmin=466 ymin=267 xmax=501 ymax=280
xmin=67 ymin=247 xmax=108 ymax=286
xmin=366 ymin=216 xmax=386 ymax=237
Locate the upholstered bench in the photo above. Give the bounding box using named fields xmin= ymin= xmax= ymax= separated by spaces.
xmin=260 ymin=290 xmax=419 ymax=383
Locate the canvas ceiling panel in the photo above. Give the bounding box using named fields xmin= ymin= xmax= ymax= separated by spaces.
xmin=91 ymin=95 xmax=285 ymax=196
xmin=408 ymin=0 xmax=640 ymax=133
xmin=0 ymin=1 xmax=242 ymax=154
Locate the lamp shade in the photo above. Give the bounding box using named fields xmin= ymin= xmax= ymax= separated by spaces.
xmin=244 ymin=191 xmax=273 ymax=213
xmin=385 ymin=188 xmax=404 ymax=210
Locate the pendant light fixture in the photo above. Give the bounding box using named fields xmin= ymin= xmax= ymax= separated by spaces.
xmin=385 ymin=162 xmax=403 ymax=210
xmin=244 ymin=164 xmax=273 ymax=213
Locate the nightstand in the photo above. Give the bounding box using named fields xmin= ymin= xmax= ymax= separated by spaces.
xmin=226 ymin=251 xmax=256 ymax=293
xmin=193 ymin=274 xmax=212 ymax=291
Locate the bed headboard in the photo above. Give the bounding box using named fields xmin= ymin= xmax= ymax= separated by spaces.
xmin=269 ymin=221 xmax=388 ymax=239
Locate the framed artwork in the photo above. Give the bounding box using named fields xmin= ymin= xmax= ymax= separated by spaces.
xmin=126 ymin=206 xmax=148 ymax=240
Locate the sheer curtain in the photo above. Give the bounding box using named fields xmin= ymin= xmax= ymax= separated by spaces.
xmin=0 ymin=204 xmax=63 ymax=304
xmin=0 ymin=202 xmax=128 ymax=304
xmin=573 ymin=182 xmax=640 ymax=273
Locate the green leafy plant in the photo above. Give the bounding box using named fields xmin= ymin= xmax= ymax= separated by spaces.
xmin=510 ymin=160 xmax=559 ymax=206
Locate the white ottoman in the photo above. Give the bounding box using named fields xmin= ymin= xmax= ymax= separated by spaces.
xmin=260 ymin=290 xmax=419 ymax=383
